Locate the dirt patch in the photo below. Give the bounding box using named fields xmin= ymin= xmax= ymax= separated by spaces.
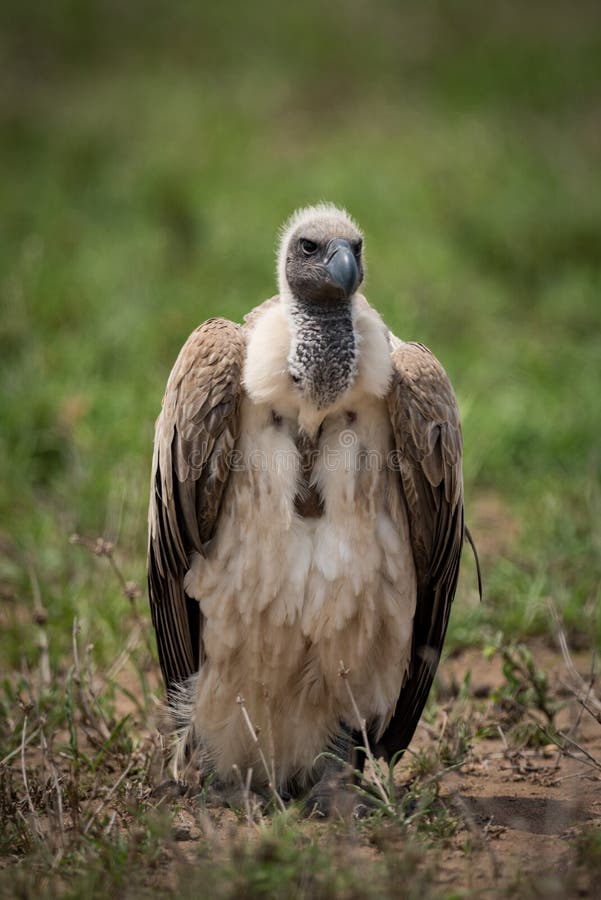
xmin=460 ymin=794 xmax=589 ymax=834
xmin=404 ymin=644 xmax=601 ymax=890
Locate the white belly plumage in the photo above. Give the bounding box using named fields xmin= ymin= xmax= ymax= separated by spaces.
xmin=181 ymin=392 xmax=417 ymax=788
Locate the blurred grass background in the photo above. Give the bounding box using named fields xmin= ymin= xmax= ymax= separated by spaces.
xmin=1 ymin=0 xmax=600 ymax=670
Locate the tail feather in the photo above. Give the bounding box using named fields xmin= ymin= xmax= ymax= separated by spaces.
xmin=464 ymin=525 xmax=483 ymax=601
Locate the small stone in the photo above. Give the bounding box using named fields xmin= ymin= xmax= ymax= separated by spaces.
xmin=172 ymin=824 xmax=200 ymax=842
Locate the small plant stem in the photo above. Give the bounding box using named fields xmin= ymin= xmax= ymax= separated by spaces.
xmin=232 ymin=764 xmax=255 ymax=827
xmin=40 ymin=725 xmax=65 ymax=858
xmin=261 ymin=685 xmax=278 ymax=796
xmin=0 ymin=727 xmax=40 ymax=767
xmin=27 ymin=562 xmax=51 ymax=690
xmin=549 ymin=599 xmax=601 ymax=725
xmin=338 ymin=661 xmax=393 ymax=813
xmin=236 ymin=695 xmax=286 ymax=813
xmin=21 ymin=716 xmax=44 ymax=841
xmin=72 ymin=618 xmax=111 ymax=742
xmin=83 ymin=759 xmax=134 ymax=834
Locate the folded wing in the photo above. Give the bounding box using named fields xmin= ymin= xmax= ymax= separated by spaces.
xmin=147 ymin=318 xmax=245 ymax=697
xmin=378 ymin=340 xmax=464 ymax=758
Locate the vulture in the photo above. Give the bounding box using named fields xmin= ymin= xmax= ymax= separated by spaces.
xmin=148 ymin=203 xmax=475 ymax=812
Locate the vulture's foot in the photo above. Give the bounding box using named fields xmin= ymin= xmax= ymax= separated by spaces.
xmin=302 ymin=772 xmax=379 ymax=819
xmin=201 ymin=776 xmax=268 ymax=814
xmin=301 ymin=725 xmax=375 ymax=818
xmin=151 ymin=779 xmax=195 ymax=802
xmin=302 ymin=770 xmax=354 ymax=819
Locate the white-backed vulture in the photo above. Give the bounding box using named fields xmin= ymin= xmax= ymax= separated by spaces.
xmin=148 ymin=203 xmax=476 ymax=812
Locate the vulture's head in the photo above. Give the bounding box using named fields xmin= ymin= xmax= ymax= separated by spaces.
xmin=275 ymin=204 xmax=366 ymax=416
xmin=277 ymin=203 xmax=364 ymax=305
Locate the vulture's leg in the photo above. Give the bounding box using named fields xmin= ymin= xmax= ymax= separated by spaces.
xmin=301 ymin=725 xmax=377 ymax=819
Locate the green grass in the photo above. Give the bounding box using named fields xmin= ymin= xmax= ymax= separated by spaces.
xmin=1 ymin=0 xmax=601 ymax=894
xmin=2 ymin=1 xmax=600 ymax=668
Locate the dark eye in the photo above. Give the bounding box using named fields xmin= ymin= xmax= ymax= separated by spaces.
xmin=300 ymin=239 xmax=318 ymax=256
xmin=353 ymin=240 xmax=363 ymax=258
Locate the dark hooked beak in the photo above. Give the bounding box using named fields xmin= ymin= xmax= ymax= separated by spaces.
xmin=324 ymin=239 xmax=359 ymax=299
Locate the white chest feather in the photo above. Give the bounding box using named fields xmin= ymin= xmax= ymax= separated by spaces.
xmin=182 ymin=300 xmax=417 ymax=785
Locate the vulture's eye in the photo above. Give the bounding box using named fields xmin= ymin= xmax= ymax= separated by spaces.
xmin=353 ymin=240 xmax=363 ymax=258
xmin=300 ymin=239 xmax=318 ymax=256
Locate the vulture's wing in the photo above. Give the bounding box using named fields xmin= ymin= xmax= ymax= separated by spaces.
xmin=148 ymin=318 xmax=245 ymax=698
xmin=377 ymin=340 xmax=464 ymax=759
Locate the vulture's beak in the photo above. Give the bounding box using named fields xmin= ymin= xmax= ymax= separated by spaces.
xmin=324 ymin=239 xmax=359 ymax=299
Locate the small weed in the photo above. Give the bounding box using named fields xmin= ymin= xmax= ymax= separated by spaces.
xmin=485 ymin=635 xmax=560 ymax=746
xmin=574 ymin=825 xmax=601 ymax=880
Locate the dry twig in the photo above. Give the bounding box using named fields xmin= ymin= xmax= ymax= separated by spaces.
xmin=72 ymin=617 xmax=111 ymax=742
xmin=27 ymin=561 xmax=51 ymax=690
xmin=549 ymin=600 xmax=601 ymax=725
xmin=1 ymin=727 xmax=40 ymax=767
xmin=338 ymin=660 xmax=393 ymax=813
xmin=236 ymin=695 xmax=286 ymax=812
xmin=83 ymin=759 xmax=134 ymax=834
xmin=21 ymin=716 xmax=44 ymax=841
xmin=39 ymin=724 xmax=65 ymax=861
xmin=232 ymin=764 xmax=255 ymax=827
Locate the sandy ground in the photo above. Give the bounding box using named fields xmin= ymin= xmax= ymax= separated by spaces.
xmin=417 ymin=646 xmax=601 ymax=892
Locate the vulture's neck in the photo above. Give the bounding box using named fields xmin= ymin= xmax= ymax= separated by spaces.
xmin=286 ymin=296 xmax=358 ymax=410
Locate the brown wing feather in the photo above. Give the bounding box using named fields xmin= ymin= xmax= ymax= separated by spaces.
xmin=147 ymin=318 xmax=245 ymax=698
xmin=377 ymin=341 xmax=464 ymax=759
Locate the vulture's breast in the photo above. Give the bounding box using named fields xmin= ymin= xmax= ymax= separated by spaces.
xmin=181 ymin=298 xmax=417 ymax=780
xmin=184 ymin=392 xmax=417 ymax=723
